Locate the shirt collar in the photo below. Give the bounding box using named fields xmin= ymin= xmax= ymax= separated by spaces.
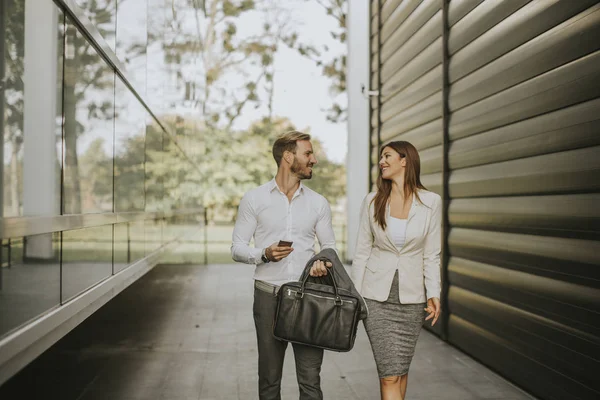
xmin=269 ymin=178 xmax=305 ymax=196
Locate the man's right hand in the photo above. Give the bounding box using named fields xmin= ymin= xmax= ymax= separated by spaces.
xmin=265 ymin=242 xmax=294 ymax=262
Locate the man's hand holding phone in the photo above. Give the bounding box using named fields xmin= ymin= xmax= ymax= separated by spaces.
xmin=265 ymin=240 xmax=294 ymax=262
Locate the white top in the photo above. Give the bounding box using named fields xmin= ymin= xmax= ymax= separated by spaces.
xmin=231 ymin=179 xmax=337 ymax=286
xmin=388 ymin=216 xmax=407 ymax=249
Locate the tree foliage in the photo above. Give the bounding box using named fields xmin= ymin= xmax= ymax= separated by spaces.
xmin=287 ymin=0 xmax=347 ymax=123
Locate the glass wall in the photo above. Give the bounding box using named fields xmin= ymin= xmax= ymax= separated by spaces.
xmin=0 ymin=0 xmax=203 ymax=340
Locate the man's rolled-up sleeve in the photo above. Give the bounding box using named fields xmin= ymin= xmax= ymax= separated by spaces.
xmin=231 ymin=193 xmax=263 ymax=265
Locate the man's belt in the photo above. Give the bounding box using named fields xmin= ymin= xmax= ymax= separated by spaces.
xmin=254 ymin=280 xmax=280 ymax=295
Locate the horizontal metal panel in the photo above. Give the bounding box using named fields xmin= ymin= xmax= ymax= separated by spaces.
xmin=0 ymin=209 xmax=202 ymax=239
xmin=449 ymin=194 xmax=600 ymax=235
xmin=381 ymin=12 xmax=441 ymax=87
xmin=371 ymin=165 xmax=379 ymax=185
xmin=419 ymin=144 xmax=443 ymax=175
xmin=381 ymin=38 xmax=442 ymax=97
xmin=448 ymin=0 xmax=529 ymax=55
xmin=381 ymin=0 xmax=405 ymax=26
xmin=371 ymin=11 xmax=379 ymax=37
xmin=450 ymin=4 xmax=600 ymax=111
xmin=381 ymin=118 xmax=442 ymax=148
xmin=371 ymin=34 xmax=378 ymax=56
xmin=380 ymin=91 xmax=442 ymax=135
xmin=381 ymin=64 xmax=441 ymax=108
xmin=371 ymin=0 xmax=378 ymax=20
xmin=380 ymin=0 xmax=423 ymax=43
xmin=448 ymin=315 xmax=597 ymax=400
xmin=370 ymin=130 xmax=378 ymax=147
xmin=371 ymin=146 xmax=379 ymax=164
xmin=450 ymin=119 xmax=600 ymax=170
xmin=370 ymin=72 xmax=379 ymax=93
xmin=381 ymin=0 xmax=441 ymax=63
xmin=370 ymin=97 xmax=378 ymax=112
xmin=420 ymin=173 xmax=442 ymax=195
xmin=382 ymin=19 xmax=442 ymax=82
xmin=449 ymin=49 xmax=600 ymax=139
xmin=371 ymin=132 xmax=379 ymax=148
xmin=449 ymin=257 xmax=600 ymax=336
xmin=449 ymin=146 xmax=600 ymax=198
xmin=449 ymin=99 xmax=600 ymax=169
xmin=449 ymin=0 xmax=597 ymax=83
xmin=449 ymin=227 xmax=600 ymax=286
xmin=448 ymin=287 xmax=599 ymax=390
xmin=447 ymin=0 xmax=485 ymax=27
xmin=371 ymin=51 xmax=379 ymax=73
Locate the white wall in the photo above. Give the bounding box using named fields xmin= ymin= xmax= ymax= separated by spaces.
xmin=346 ymin=0 xmax=371 ymax=261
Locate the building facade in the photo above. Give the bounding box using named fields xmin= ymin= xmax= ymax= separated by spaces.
xmin=347 ymin=1 xmax=600 ymax=399
xmin=0 ymin=0 xmax=203 ymax=384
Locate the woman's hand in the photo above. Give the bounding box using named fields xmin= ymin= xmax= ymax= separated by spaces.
xmin=424 ymin=297 xmax=441 ymax=326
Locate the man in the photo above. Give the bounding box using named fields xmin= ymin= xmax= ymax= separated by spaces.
xmin=231 ymin=131 xmax=336 ymax=400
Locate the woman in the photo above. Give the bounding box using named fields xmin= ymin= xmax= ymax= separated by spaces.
xmin=351 ymin=141 xmax=442 ymax=400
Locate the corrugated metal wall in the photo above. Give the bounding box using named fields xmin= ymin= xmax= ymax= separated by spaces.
xmin=369 ymin=1 xmax=600 ymax=399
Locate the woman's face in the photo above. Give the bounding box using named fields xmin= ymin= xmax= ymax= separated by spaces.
xmin=379 ymin=146 xmax=406 ymax=180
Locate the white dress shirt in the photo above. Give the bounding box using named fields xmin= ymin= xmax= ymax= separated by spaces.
xmin=231 ymin=179 xmax=337 ymax=286
xmin=388 ymin=217 xmax=407 ymax=249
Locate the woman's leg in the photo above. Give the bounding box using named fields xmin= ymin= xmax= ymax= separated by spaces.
xmin=380 ymin=375 xmax=402 ymax=400
xmin=399 ymin=373 xmax=409 ymax=399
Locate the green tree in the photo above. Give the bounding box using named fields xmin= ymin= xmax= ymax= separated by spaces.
xmin=162 ymin=0 xmax=298 ymax=130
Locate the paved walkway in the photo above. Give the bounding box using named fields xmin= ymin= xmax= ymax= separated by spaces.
xmin=0 ymin=264 xmax=536 ymax=400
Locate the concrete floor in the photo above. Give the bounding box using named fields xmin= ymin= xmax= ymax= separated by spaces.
xmin=0 ymin=264 xmax=536 ymax=400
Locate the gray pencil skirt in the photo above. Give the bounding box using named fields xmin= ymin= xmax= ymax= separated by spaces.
xmin=364 ymin=271 xmax=426 ymax=378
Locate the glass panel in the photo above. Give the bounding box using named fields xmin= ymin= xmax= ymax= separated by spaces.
xmin=116 ymin=0 xmax=147 ymax=94
xmin=147 ymin=0 xmax=165 ymax=114
xmin=74 ymin=0 xmax=117 ymax=51
xmin=130 ymin=220 xmax=145 ymax=262
xmin=113 ymin=222 xmax=129 ymax=273
xmin=63 ymin=17 xmax=115 ymax=214
xmin=62 ymin=225 xmax=113 ymax=302
xmin=0 ymin=234 xmax=60 ymax=339
xmin=145 ymin=218 xmax=161 ymax=256
xmin=113 ymin=220 xmax=146 ymax=272
xmin=114 ymin=77 xmax=145 ymax=212
xmin=2 ymin=1 xmax=63 ymax=218
xmin=144 ymin=116 xmax=163 ymax=212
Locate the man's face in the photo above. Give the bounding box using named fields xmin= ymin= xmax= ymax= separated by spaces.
xmin=290 ymin=140 xmax=318 ymax=180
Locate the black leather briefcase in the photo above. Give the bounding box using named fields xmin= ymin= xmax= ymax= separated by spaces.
xmin=273 ymin=264 xmax=361 ymax=352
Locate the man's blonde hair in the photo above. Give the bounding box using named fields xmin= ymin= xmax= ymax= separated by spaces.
xmin=272 ymin=131 xmax=311 ymax=167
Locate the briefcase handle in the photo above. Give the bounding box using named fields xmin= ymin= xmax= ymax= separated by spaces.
xmin=298 ymin=257 xmax=344 ymax=306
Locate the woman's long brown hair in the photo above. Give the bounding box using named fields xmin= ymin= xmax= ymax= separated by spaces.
xmin=371 ymin=141 xmax=427 ymax=230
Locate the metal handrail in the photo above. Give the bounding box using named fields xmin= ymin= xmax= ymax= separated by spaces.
xmin=0 ymin=208 xmax=204 ymax=239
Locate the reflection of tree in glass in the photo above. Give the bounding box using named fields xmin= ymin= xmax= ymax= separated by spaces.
xmin=64 ymin=0 xmax=149 ymax=214
xmin=2 ymin=0 xmax=25 ymax=216
xmin=63 ymin=1 xmax=118 ymax=213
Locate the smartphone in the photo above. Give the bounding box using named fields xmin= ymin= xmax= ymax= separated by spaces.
xmin=278 ymin=240 xmax=293 ymax=247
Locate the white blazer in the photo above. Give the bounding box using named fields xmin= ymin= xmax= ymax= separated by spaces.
xmin=351 ymin=190 xmax=442 ymax=304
